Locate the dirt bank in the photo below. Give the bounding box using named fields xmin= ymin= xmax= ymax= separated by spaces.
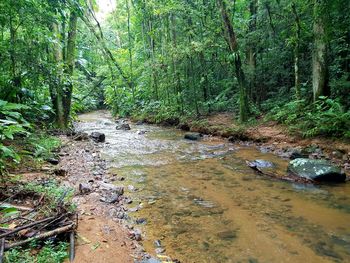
xmin=57 ymin=136 xmax=144 ymax=263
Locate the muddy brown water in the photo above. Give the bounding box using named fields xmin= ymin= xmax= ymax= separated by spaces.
xmin=77 ymin=111 xmax=350 ymax=263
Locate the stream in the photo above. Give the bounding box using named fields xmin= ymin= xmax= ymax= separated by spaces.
xmin=77 ymin=111 xmax=350 ymax=263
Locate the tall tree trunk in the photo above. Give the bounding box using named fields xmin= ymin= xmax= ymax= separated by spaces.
xmin=292 ymin=2 xmax=301 ymax=100
xmin=62 ymin=11 xmax=78 ymax=127
xmin=125 ymin=0 xmax=135 ymax=101
xmin=248 ymin=0 xmax=258 ymax=102
xmin=312 ymin=0 xmax=329 ymax=101
xmin=50 ymin=22 xmax=65 ymax=128
xmin=9 ymin=14 xmax=21 ymax=96
xmin=50 ymin=11 xmax=78 ymax=129
xmin=217 ymin=0 xmax=249 ymax=122
xmin=169 ymin=14 xmax=183 ymax=113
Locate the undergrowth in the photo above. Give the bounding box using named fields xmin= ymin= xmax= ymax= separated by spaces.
xmin=4 ymin=241 xmax=68 ymax=263
xmin=267 ymin=97 xmax=350 ymax=138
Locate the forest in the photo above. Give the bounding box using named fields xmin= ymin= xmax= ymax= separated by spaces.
xmin=0 ymin=0 xmax=350 ymax=262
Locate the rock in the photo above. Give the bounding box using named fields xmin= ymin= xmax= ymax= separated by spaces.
xmin=135 ymin=120 xmax=144 ymax=125
xmin=98 ymin=182 xmax=124 ymax=195
xmin=154 ymin=240 xmax=162 ymax=248
xmin=90 ymin=132 xmax=105 ymax=143
xmin=124 ymin=197 xmax=133 ymax=204
xmin=136 ymin=218 xmax=147 ymax=225
xmin=178 ymin=123 xmax=190 ymax=131
xmin=290 ymin=150 xmax=308 ymax=160
xmin=137 ymin=130 xmax=147 ymax=135
xmin=116 ymin=212 xmax=125 ymax=219
xmin=129 ymin=229 xmax=142 ymax=241
xmin=287 ymin=158 xmax=346 ymax=182
xmin=46 ymin=158 xmax=59 ymax=165
xmin=100 ymin=194 xmax=120 ymax=204
xmin=155 ymin=247 xmax=166 ymax=254
xmin=136 ymin=258 xmax=161 ymax=263
xmin=53 ymin=168 xmax=67 ymax=177
xmin=73 ymin=132 xmax=89 ymax=141
xmin=184 ymin=132 xmax=202 ymax=141
xmin=79 ymin=183 xmax=92 ymax=194
xmin=249 ymin=159 xmax=274 ymax=168
xmin=128 ymin=185 xmax=138 ymax=192
xmin=116 ymin=123 xmax=131 ymax=130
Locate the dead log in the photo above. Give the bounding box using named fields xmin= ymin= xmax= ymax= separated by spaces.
xmin=5 ymin=224 xmax=75 ymax=250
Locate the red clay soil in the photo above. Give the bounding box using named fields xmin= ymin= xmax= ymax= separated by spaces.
xmin=57 ymin=137 xmax=141 ymax=263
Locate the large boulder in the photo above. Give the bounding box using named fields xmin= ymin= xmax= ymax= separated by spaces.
xmin=184 ymin=132 xmax=202 ymax=141
xmin=287 ymin=158 xmax=346 ymax=182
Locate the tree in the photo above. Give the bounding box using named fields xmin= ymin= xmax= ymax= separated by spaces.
xmin=217 ymin=0 xmax=250 ymax=122
xmin=291 ymin=2 xmax=302 ymax=100
xmin=312 ymin=0 xmax=329 ymax=101
xmin=50 ymin=9 xmax=78 ymax=129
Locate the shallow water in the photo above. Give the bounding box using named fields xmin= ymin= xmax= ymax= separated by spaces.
xmin=78 ymin=111 xmax=350 ymax=263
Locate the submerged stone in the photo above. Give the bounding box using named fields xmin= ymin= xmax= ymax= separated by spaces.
xmin=287 ymin=158 xmax=346 ymax=182
xmin=249 ymin=159 xmax=274 ymax=168
xmin=184 ymin=132 xmax=202 ymax=141
xmin=136 ymin=258 xmax=161 ymax=263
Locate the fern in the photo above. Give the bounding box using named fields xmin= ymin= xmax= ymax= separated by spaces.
xmin=268 ymin=98 xmax=350 ymax=138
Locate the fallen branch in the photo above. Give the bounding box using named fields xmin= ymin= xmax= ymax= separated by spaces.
xmin=246 ymin=161 xmax=314 ymax=184
xmin=0 ymin=238 xmax=4 ymax=263
xmin=1 ymin=203 xmax=32 ymax=211
xmin=33 ymin=214 xmax=67 ymax=235
xmin=0 ymin=210 xmax=36 ymax=225
xmin=0 ymin=216 xmax=55 ymax=239
xmin=5 ymin=224 xmax=75 ymax=250
xmin=69 ymin=231 xmax=75 ymax=262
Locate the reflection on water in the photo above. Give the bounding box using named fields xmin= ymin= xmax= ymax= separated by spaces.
xmin=78 ymin=111 xmax=350 ymax=263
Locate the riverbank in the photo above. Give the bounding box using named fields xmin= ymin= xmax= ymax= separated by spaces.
xmin=132 ymin=112 xmax=350 ymax=173
xmin=57 ymin=135 xmax=138 ymax=263
xmin=1 ymin=131 xmax=141 ymax=262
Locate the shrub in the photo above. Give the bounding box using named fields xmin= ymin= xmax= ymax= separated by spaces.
xmin=268 ymin=97 xmax=350 ymax=138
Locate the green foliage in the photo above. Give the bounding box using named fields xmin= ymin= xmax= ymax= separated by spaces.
xmin=0 ymin=100 xmax=31 ymax=176
xmin=24 ymin=180 xmax=75 ymax=212
xmin=27 ymin=134 xmax=61 ymax=160
xmin=268 ymin=97 xmax=350 ymax=138
xmin=4 ymin=241 xmax=68 ymax=263
xmin=0 ymin=206 xmax=19 ymax=222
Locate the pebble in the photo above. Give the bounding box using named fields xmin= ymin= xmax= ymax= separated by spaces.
xmin=155 ymin=247 xmax=166 ymax=254
xmin=136 ymin=218 xmax=147 ymax=225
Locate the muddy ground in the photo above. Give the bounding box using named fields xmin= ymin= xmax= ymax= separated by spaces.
xmin=56 ymin=136 xmax=150 ymax=263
